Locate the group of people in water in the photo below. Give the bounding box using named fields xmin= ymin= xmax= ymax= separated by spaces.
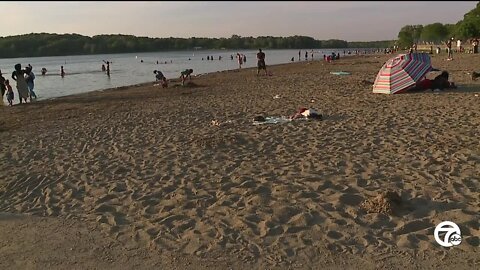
xmin=151 ymin=49 xmax=268 ymax=88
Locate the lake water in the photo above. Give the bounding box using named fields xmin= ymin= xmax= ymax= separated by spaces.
xmin=0 ymin=48 xmax=368 ymax=103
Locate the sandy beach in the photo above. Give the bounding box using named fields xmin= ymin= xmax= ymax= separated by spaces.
xmin=0 ymin=53 xmax=479 ymax=269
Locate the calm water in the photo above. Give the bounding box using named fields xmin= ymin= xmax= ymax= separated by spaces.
xmin=0 ymin=48 xmax=365 ymax=103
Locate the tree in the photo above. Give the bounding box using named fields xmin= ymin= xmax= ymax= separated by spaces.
xmin=397 ymin=1 xmax=480 ymax=44
xmin=412 ymin=25 xmax=423 ymax=43
xmin=455 ymin=20 xmax=480 ymax=39
xmin=398 ymin=25 xmax=415 ymax=48
xmin=420 ymin=23 xmax=448 ymax=43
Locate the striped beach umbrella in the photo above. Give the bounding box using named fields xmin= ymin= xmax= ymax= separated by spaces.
xmin=372 ymin=53 xmax=432 ymax=94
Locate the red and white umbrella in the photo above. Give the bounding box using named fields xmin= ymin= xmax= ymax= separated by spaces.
xmin=373 ymin=53 xmax=432 ymax=94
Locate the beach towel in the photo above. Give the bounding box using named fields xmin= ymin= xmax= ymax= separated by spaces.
xmin=330 ymin=71 xmax=350 ymax=75
xmin=253 ymin=116 xmax=318 ymax=125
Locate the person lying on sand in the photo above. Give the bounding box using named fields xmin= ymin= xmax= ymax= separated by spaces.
xmin=432 ymin=71 xmax=457 ymax=90
xmin=408 ymin=71 xmax=456 ymax=92
xmin=290 ymin=107 xmax=322 ymax=120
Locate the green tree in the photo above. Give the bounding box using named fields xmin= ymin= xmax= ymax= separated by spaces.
xmin=412 ymin=25 xmax=423 ymax=42
xmin=398 ymin=25 xmax=415 ymax=48
xmin=420 ymin=23 xmax=448 ymax=42
xmin=455 ymin=20 xmax=480 ymax=39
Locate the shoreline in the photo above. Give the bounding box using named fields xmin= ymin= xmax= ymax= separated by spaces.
xmin=34 ymin=53 xmax=384 ymax=103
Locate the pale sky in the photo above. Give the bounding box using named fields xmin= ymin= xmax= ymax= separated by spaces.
xmin=0 ymin=1 xmax=477 ymax=41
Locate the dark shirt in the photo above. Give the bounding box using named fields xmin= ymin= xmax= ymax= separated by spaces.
xmin=12 ymin=70 xmax=25 ymax=81
xmin=181 ymin=69 xmax=192 ymax=76
xmin=446 ymin=40 xmax=452 ymax=49
xmin=0 ymin=75 xmax=5 ymax=91
xmin=257 ymin=52 xmax=265 ymax=61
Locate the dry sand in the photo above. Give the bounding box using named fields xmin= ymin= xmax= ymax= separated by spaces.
xmin=0 ymin=52 xmax=479 ymax=269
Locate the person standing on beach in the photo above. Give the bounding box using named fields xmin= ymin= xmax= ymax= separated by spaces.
xmin=5 ymin=80 xmax=14 ymax=106
xmin=446 ymin=38 xmax=453 ymax=60
xmin=61 ymin=66 xmax=65 ymax=77
xmin=11 ymin=64 xmax=29 ymax=104
xmin=471 ymin=38 xmax=478 ymax=54
xmin=0 ymin=70 xmax=6 ymax=102
xmin=257 ymin=49 xmax=267 ymax=76
xmin=25 ymin=66 xmax=37 ymax=101
xmin=305 ymin=51 xmax=308 ymax=61
xmin=298 ymin=50 xmax=301 ymax=61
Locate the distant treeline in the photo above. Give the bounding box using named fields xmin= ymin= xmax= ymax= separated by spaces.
xmin=397 ymin=2 xmax=480 ymax=48
xmin=0 ymin=33 xmax=395 ymax=58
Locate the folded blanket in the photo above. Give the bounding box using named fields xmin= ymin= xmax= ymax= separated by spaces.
xmin=253 ymin=116 xmax=292 ymax=125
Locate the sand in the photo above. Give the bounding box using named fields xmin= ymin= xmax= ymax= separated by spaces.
xmin=0 ymin=52 xmax=479 ymax=269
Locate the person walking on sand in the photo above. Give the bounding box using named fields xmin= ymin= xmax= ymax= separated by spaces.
xmin=257 ymin=49 xmax=267 ymax=76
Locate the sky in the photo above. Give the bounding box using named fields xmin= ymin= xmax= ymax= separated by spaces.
xmin=0 ymin=1 xmax=477 ymax=41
